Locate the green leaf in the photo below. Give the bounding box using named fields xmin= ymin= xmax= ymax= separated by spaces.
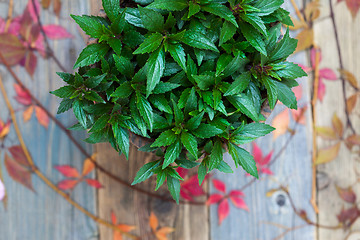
xmin=132 ymin=161 xmax=160 ymax=185
xmin=193 ymin=73 xmax=215 ymax=90
xmin=57 ymin=99 xmax=74 ymax=114
xmin=273 ymin=62 xmax=307 ymax=79
xmin=113 ymin=54 xmax=134 ymax=78
xmin=84 ymin=73 xmax=107 ymax=88
xmin=71 ymin=15 xmax=108 ymax=38
xmin=188 ymin=2 xmax=201 ymax=18
xmin=153 ymin=82 xmax=181 ymax=94
xmin=181 ymin=132 xmax=198 ymax=158
xmin=74 ymin=44 xmax=110 ymax=69
xmin=219 ymin=21 xmax=236 ymax=46
xmin=147 ymin=0 xmax=188 ymax=11
xmin=107 ymin=38 xmax=122 ymax=56
xmin=185 ymin=111 xmax=204 ymax=130
xmin=239 ymin=22 xmax=267 ymax=56
xmin=56 ymin=72 xmax=74 ymax=84
xmin=137 ymin=94 xmax=154 ymax=132
xmin=102 ymin=0 xmax=121 ymax=22
xmin=172 ymin=99 xmax=184 ymax=124
xmin=149 ymin=95 xmax=172 ymax=113
xmin=273 ymin=80 xmax=297 ymax=109
xmin=163 ymin=139 xmax=181 ymax=169
xmin=155 ymin=171 xmax=166 ymax=190
xmin=151 ymin=130 xmax=177 ymax=147
xmin=113 ymin=124 xmax=130 ymax=159
xmin=110 ymin=9 xmax=126 ymax=34
xmin=146 ymin=47 xmax=165 ymax=97
xmin=130 ymin=98 xmax=147 ymax=136
xmin=198 ymin=161 xmax=207 ymax=185
xmin=269 ymin=29 xmax=297 ymax=62
xmin=222 ymin=52 xmax=249 ymax=78
xmin=231 ymin=122 xmax=274 ymax=144
xmin=209 ymin=139 xmax=223 ymax=171
xmin=181 ymin=30 xmax=219 ymax=52
xmin=124 ymin=8 xmax=144 ymax=28
xmin=84 ymin=91 xmax=105 ymax=103
xmin=168 ymin=43 xmax=187 ymax=71
xmin=262 ymin=75 xmax=278 ymax=109
xmin=241 ymin=13 xmax=268 ymax=37
xmin=202 ymin=3 xmax=238 ymax=27
xmin=90 ymin=114 xmax=110 ymax=132
xmin=228 ymin=143 xmax=258 ymax=178
xmin=73 ymin=100 xmax=87 ymax=128
xmin=227 ymin=95 xmax=259 ymax=121
xmin=133 ymin=32 xmax=163 ymax=54
xmin=254 ymin=0 xmax=284 ymax=16
xmin=167 ymin=175 xmax=180 ymax=203
xmin=138 ymin=6 xmax=164 ymax=32
xmin=216 ymin=54 xmax=233 ymax=76
xmin=192 ymin=123 xmax=223 ymax=138
xmin=50 ymin=86 xmax=75 ymax=98
xmin=224 ymin=72 xmax=251 ymax=96
xmin=111 ymin=82 xmax=133 ymax=98
xmin=217 ymin=160 xmax=233 ymax=173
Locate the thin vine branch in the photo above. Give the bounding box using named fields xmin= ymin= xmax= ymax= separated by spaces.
xmin=4 ymin=0 xmax=13 ymax=32
xmin=0 ymin=74 xmax=139 ymax=240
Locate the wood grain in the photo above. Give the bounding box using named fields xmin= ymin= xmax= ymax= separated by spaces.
xmin=0 ymin=1 xmax=98 ymax=239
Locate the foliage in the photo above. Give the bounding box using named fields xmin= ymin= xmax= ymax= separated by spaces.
xmin=51 ymin=0 xmax=305 ymax=203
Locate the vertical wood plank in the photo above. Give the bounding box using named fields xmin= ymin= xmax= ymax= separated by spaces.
xmin=209 ymin=1 xmax=317 ymax=239
xmin=314 ymin=0 xmax=360 ymax=239
xmin=0 ymin=1 xmax=98 ymax=239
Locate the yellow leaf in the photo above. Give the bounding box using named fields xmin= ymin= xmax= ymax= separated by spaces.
xmin=332 ymin=113 xmax=343 ymax=138
xmin=41 ymin=0 xmax=51 ymax=8
xmin=266 ymin=188 xmax=280 ymax=197
xmin=339 ymin=69 xmax=359 ymax=89
xmin=295 ymin=28 xmax=314 ymax=53
xmin=82 ymin=153 xmax=97 ymax=176
xmin=23 ymin=105 xmax=34 ymax=122
xmin=346 ymin=94 xmax=358 ymax=114
xmin=289 ymin=16 xmax=307 ymax=30
xmin=304 ymin=1 xmax=321 ymax=22
xmin=156 ymin=227 xmax=175 ymax=240
xmin=315 ymin=143 xmax=341 ymax=165
xmin=315 ymin=127 xmax=337 ymax=140
xmin=149 ymin=212 xmax=159 ymax=232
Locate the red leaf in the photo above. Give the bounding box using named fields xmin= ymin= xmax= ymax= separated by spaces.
xmin=14 ymin=84 xmax=32 ymax=106
xmin=218 ymin=199 xmax=230 ymax=225
xmin=318 ymin=78 xmax=326 ymax=102
xmin=319 ymin=68 xmax=337 ymax=81
xmin=4 ymin=153 xmax=34 ymax=191
xmin=0 ymin=33 xmax=26 ymax=66
xmin=54 ymin=165 xmax=80 ymax=178
xmin=310 ymin=47 xmax=322 ymax=68
xmin=337 ymin=207 xmax=360 ymax=229
xmin=0 ymin=18 xmax=5 ymax=32
xmin=206 ymin=194 xmax=223 ymax=205
xmin=176 ymin=167 xmax=188 ymax=179
xmin=181 ymin=175 xmax=205 ymax=199
xmin=230 ymin=196 xmax=249 ymax=210
xmin=252 ymin=142 xmax=263 ymax=165
xmin=27 ymin=0 xmax=41 ymax=23
xmin=0 ymin=179 xmax=5 ymax=201
xmin=24 ymin=51 xmax=38 ymax=77
xmin=8 ymin=145 xmax=31 ymax=167
xmin=212 ymin=179 xmax=226 ymax=193
xmin=57 ymin=179 xmax=78 ymax=190
xmin=293 ymin=85 xmax=303 ymax=101
xmin=111 ymin=211 xmax=117 ymax=225
xmin=86 ymin=179 xmax=103 ymax=188
xmin=229 ymin=190 xmax=244 ymax=197
xmin=336 ymin=186 xmax=357 ymax=204
xmin=345 ymin=0 xmax=360 ymax=18
xmin=35 ymin=106 xmax=49 ymax=128
xmin=43 ymin=25 xmax=73 ymax=39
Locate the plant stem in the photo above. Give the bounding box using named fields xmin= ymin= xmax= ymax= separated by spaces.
xmin=0 ymin=74 xmax=139 ymax=240
xmin=4 ymin=0 xmax=13 ymax=32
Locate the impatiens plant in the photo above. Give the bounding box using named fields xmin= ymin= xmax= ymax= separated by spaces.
xmin=51 ymin=0 xmax=306 ymax=203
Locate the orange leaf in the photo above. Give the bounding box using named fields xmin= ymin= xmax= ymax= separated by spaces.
xmin=155 ymin=227 xmax=175 ymax=240
xmin=111 ymin=211 xmax=117 ymax=225
xmin=149 ymin=212 xmax=159 ymax=232
xmin=345 ymin=134 xmax=360 ymax=150
xmin=23 ymin=106 xmax=34 ymax=122
xmin=4 ymin=153 xmax=34 ymax=191
xmin=332 ymin=113 xmax=343 ymax=138
xmin=54 ymin=165 xmax=80 ymax=178
xmin=315 ymin=127 xmax=337 ymax=140
xmin=315 ymin=143 xmax=341 ymax=165
xmin=339 ymin=69 xmax=358 ymax=89
xmin=41 ymin=0 xmax=51 ymax=8
xmin=272 ymin=109 xmax=290 ymax=140
xmin=57 ymin=179 xmax=78 ymax=190
xmin=295 ymin=28 xmax=314 ymax=53
xmin=117 ymin=224 xmax=136 ymax=233
xmin=35 ymin=106 xmax=49 ymax=128
xmin=113 ymin=231 xmax=122 ymax=240
xmin=82 ymin=153 xmax=97 ymax=176
xmin=85 ymin=178 xmax=103 ymax=188
xmin=346 ymin=94 xmax=358 ymax=114
xmin=53 ymin=0 xmax=62 ymax=17
xmin=0 ymin=121 xmax=10 ymax=138
xmin=291 ymin=107 xmax=306 ymax=125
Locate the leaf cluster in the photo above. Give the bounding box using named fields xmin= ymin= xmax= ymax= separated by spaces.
xmin=51 ymin=0 xmax=306 ymax=203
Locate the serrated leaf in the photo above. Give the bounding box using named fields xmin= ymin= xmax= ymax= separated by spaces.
xmin=181 ymin=132 xmax=198 ymax=159
xmin=228 ymin=143 xmax=258 ymax=178
xmin=202 ymin=3 xmax=238 ymax=27
xmin=139 ymin=6 xmax=164 ymax=32
xmin=132 ymin=161 xmax=160 ymax=185
xmin=209 ymin=140 xmax=223 ymax=171
xmin=188 ymin=2 xmax=201 ymax=18
xmin=111 ymin=82 xmax=133 ymax=98
xmin=102 ymin=0 xmax=121 ymax=23
xmin=227 ymin=95 xmax=259 ymax=121
xmin=73 ymin=100 xmax=87 ymax=128
xmin=182 ymin=30 xmax=219 ymax=52
xmin=90 ymin=115 xmax=110 ymax=132
xmin=147 ymin=0 xmax=188 ymax=11
xmin=192 ymin=123 xmax=223 ymax=138
xmin=262 ymin=75 xmax=277 ymax=109
xmin=107 ymin=38 xmax=122 ymax=55
xmin=224 ymin=72 xmax=251 ymax=96
xmin=273 ymin=80 xmax=297 ymax=109
xmin=168 ymin=43 xmax=187 ymax=71
xmin=133 ymin=32 xmax=163 ymax=54
xmin=71 ymin=15 xmax=108 ymax=38
xmin=239 ymin=22 xmax=267 ymax=56
xmin=254 ymin=0 xmax=284 ymax=16
xmin=113 ymin=124 xmax=130 ymax=159
xmin=50 ymin=86 xmax=75 ymax=98
xmin=151 ymin=130 xmax=177 ymax=147
xmin=219 ymin=21 xmax=236 ymax=46
xmin=269 ymin=28 xmax=297 ymax=62
xmin=163 ymin=140 xmax=181 ymax=169
xmin=146 ymin=47 xmax=165 ymax=96
xmin=185 ymin=111 xmax=204 ymax=130
xmin=137 ymin=94 xmax=154 ymax=132
xmin=57 ymin=99 xmax=74 ymax=114
xmin=84 ymin=73 xmax=107 ymax=88
xmin=74 ymin=44 xmax=110 ymax=69
xmin=113 ymin=54 xmax=134 ymax=78
xmin=167 ymin=176 xmax=181 ymax=203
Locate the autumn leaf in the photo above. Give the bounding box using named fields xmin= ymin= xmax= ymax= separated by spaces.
xmin=0 ymin=120 xmax=11 ymax=138
xmin=315 ymin=142 xmax=341 ymax=165
xmin=111 ymin=211 xmax=136 ymax=240
xmin=336 ymin=185 xmax=356 ymax=204
xmin=339 ymin=69 xmax=359 ymax=89
xmin=0 ymin=179 xmax=5 ymax=201
xmin=180 ymin=174 xmax=206 ymax=200
xmin=82 ymin=155 xmax=96 ymax=176
xmin=332 ymin=113 xmax=344 ymax=138
xmin=85 ymin=179 xmax=103 ymax=188
xmin=291 ymin=106 xmax=307 ymax=125
xmin=295 ymin=28 xmax=314 ymax=53
xmin=338 ymin=0 xmax=360 ymax=19
xmin=54 ymin=165 xmax=80 ymax=178
xmin=345 ymin=134 xmax=360 ymax=150
xmin=337 ymin=206 xmax=360 ymax=229
xmin=149 ymin=212 xmax=174 ymax=240
xmin=35 ymin=106 xmax=49 ymax=128
xmin=0 ymin=33 xmax=26 ymax=65
xmin=272 ymin=109 xmax=290 ymax=140
xmin=212 ymin=179 xmax=226 ymax=193
xmin=57 ymin=179 xmax=79 ymax=190
xmin=218 ymin=199 xmax=230 ymax=225
xmin=315 ymin=127 xmax=337 ymax=140
xmin=346 ymin=94 xmax=358 ymax=114
xmin=4 ymin=153 xmax=34 ymax=191
xmin=43 ymin=25 xmax=73 ymax=39
xmin=8 ymin=145 xmax=31 ymax=167
xmin=14 ymin=84 xmax=32 ymax=106
xmin=252 ymin=142 xmax=273 ymax=175
xmin=229 ymin=190 xmax=248 ymax=210
xmin=23 ymin=106 xmax=34 ymax=122
xmin=149 ymin=212 xmax=159 ymax=232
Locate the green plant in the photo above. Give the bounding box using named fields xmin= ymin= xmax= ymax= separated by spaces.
xmin=51 ymin=0 xmax=306 ymax=203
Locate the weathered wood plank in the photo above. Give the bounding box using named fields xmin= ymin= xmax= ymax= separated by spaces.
xmin=315 ymin=0 xmax=360 ymax=239
xmin=209 ymin=1 xmax=317 ymax=239
xmin=0 ymin=1 xmax=98 ymax=239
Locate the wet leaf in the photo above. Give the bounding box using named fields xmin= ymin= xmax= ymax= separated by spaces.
xmin=4 ymin=153 xmax=34 ymax=191
xmin=315 ymin=143 xmax=341 ymax=165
